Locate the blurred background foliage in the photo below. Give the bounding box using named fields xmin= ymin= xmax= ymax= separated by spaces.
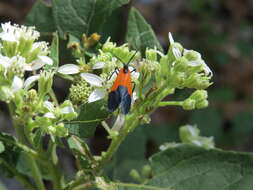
xmin=0 ymin=0 xmax=253 ymax=188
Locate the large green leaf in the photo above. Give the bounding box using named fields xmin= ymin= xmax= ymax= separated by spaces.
xmin=52 ymin=0 xmax=130 ymax=38
xmin=65 ymin=100 xmax=110 ymax=138
xmin=115 ymin=145 xmax=253 ymax=189
xmin=26 ymin=0 xmax=56 ymax=33
xmin=126 ymin=8 xmax=163 ymax=53
xmin=147 ymin=145 xmax=253 ymax=190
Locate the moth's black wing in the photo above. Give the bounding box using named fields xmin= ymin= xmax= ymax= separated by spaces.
xmin=118 ymin=86 xmax=132 ymax=114
xmin=108 ymin=89 xmax=121 ymax=112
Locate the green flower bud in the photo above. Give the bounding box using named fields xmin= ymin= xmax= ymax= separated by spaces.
xmin=0 ymin=86 xmax=13 ymax=102
xmin=179 ymin=124 xmax=215 ymax=149
xmin=196 ymin=99 xmax=209 ymax=109
xmin=197 ymin=136 xmax=215 ymax=149
xmin=145 ymin=49 xmax=157 ymax=62
xmin=59 ymin=100 xmax=77 ymax=121
xmin=69 ymin=80 xmax=93 ymax=105
xmin=179 ymin=125 xmax=200 ymax=143
xmin=130 ymin=169 xmax=142 ymax=182
xmin=182 ymin=98 xmax=196 ymax=110
xmin=189 ymin=90 xmax=208 ymax=101
xmin=167 ymin=42 xmax=183 ymax=61
xmin=141 ymin=165 xmax=152 ymax=178
xmin=183 ymin=50 xmax=201 ymax=61
xmin=184 ymin=74 xmax=212 ymax=89
xmin=38 ymin=71 xmax=54 ymax=97
xmin=55 ymin=123 xmax=68 ymax=137
xmin=8 ymin=61 xmax=25 ymax=78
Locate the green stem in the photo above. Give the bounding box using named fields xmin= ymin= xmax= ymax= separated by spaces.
xmin=8 ymin=102 xmax=46 ymax=190
xmin=8 ymin=103 xmax=28 ymax=145
xmin=47 ymin=139 xmax=62 ymax=190
xmin=97 ymin=112 xmax=140 ymax=171
xmin=49 ymin=89 xmax=59 ymax=106
xmin=158 ymin=101 xmax=183 ymax=107
xmin=27 ymin=155 xmax=46 ymax=190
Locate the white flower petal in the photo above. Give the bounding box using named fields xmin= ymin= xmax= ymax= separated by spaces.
xmin=0 ymin=55 xmax=11 ymax=68
xmin=92 ymin=62 xmax=106 ymax=69
xmin=24 ymin=75 xmax=40 ymax=89
xmin=168 ymin=32 xmax=174 ymax=44
xmin=88 ymin=89 xmax=106 ymax=103
xmin=44 ymin=101 xmax=54 ymax=112
xmin=61 ymin=106 xmax=75 ymax=114
xmin=81 ymin=73 xmax=104 ymax=87
xmin=172 ymin=47 xmax=182 ymax=58
xmin=112 ymin=114 xmax=125 ymax=131
xmin=0 ymin=33 xmax=17 ymax=42
xmin=129 ymin=66 xmax=140 ymax=79
xmin=58 ymin=64 xmax=80 ymax=74
xmin=44 ymin=112 xmax=56 ymax=119
xmin=24 ymin=64 xmax=32 ymax=71
xmin=38 ymin=56 xmax=53 ymax=65
xmin=30 ymin=62 xmax=45 ymax=71
xmin=11 ymin=76 xmax=23 ymax=92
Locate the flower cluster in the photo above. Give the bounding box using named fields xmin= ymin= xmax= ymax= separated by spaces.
xmin=58 ymin=33 xmax=212 ymax=122
xmin=0 ymin=22 xmax=52 ymax=102
xmin=0 ymin=22 xmax=77 ymax=138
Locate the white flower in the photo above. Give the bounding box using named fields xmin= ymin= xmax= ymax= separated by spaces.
xmin=11 ymin=76 xmax=23 ymax=92
xmin=25 ymin=55 xmax=53 ymax=71
xmin=57 ymin=63 xmax=107 ymax=103
xmin=168 ymin=32 xmax=182 ymax=58
xmin=58 ymin=64 xmax=80 ymax=74
xmin=58 ymin=61 xmax=140 ymax=103
xmin=188 ymin=60 xmax=213 ymax=77
xmin=80 ymin=73 xmax=104 ymax=87
xmin=0 ymin=22 xmax=39 ymax=43
xmin=43 ymin=100 xmax=76 ymax=119
xmin=88 ymin=89 xmax=106 ymax=103
xmin=23 ymin=75 xmax=40 ymax=89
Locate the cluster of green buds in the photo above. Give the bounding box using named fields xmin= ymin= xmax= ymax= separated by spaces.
xmin=0 ymin=22 xmax=53 ymax=102
xmin=182 ymin=90 xmax=208 ymax=110
xmin=14 ymin=89 xmax=77 ymax=138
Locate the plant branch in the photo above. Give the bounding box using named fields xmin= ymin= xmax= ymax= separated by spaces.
xmin=158 ymin=101 xmax=183 ymax=107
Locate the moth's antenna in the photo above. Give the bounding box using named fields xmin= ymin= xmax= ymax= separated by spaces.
xmin=111 ymin=52 xmax=125 ymax=65
xmin=112 ymin=51 xmax=138 ymax=66
xmin=126 ymin=51 xmax=138 ymax=66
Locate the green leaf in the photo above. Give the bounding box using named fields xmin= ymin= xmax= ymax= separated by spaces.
xmin=25 ymin=0 xmax=56 ymax=33
xmin=0 ymin=141 xmax=4 ymax=154
xmin=126 ymin=8 xmax=163 ymax=53
xmin=0 ymin=133 xmax=22 ymax=177
xmin=52 ymin=0 xmax=130 ymax=38
xmin=147 ymin=145 xmax=253 ymax=190
xmin=65 ymin=100 xmax=110 ymax=138
xmin=50 ymin=32 xmax=59 ymax=68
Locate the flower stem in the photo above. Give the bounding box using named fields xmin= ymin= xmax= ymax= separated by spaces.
xmin=97 ymin=113 xmax=140 ymax=171
xmin=27 ymin=154 xmax=46 ymax=190
xmin=158 ymin=101 xmax=183 ymax=107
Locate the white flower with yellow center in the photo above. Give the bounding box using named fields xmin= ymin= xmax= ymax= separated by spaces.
xmin=58 ymin=62 xmax=139 ymax=103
